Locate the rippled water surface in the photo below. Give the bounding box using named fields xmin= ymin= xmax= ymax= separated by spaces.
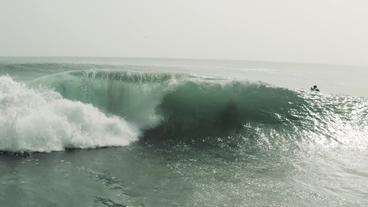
xmin=0 ymin=57 xmax=367 ymax=207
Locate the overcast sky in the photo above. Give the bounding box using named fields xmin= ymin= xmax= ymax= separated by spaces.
xmin=1 ymin=0 xmax=368 ymax=65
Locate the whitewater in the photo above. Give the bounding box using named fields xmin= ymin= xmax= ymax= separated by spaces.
xmin=0 ymin=57 xmax=367 ymax=207
xmin=0 ymin=76 xmax=137 ymax=152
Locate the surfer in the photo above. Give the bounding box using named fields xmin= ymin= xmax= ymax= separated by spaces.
xmin=310 ymin=85 xmax=320 ymax=92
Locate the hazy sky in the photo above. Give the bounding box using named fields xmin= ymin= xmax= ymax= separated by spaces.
xmin=1 ymin=0 xmax=368 ymax=65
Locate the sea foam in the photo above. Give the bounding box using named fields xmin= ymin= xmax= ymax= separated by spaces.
xmin=0 ymin=76 xmax=138 ymax=152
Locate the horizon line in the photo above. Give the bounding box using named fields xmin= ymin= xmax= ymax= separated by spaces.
xmin=0 ymin=55 xmax=366 ymax=68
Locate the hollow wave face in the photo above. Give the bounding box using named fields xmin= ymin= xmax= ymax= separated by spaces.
xmin=0 ymin=76 xmax=138 ymax=152
xmin=32 ymin=70 xmax=368 ymax=151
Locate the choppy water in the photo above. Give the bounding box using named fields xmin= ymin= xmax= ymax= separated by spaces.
xmin=0 ymin=57 xmax=367 ymax=207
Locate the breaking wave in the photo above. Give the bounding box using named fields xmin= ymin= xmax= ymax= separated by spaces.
xmin=32 ymin=70 xmax=368 ymax=150
xmin=1 ymin=68 xmax=368 ymax=152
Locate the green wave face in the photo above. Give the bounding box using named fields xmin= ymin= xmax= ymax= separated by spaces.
xmin=34 ymin=70 xmax=368 ymax=149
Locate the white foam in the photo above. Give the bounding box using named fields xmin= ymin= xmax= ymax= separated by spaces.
xmin=0 ymin=76 xmax=139 ymax=152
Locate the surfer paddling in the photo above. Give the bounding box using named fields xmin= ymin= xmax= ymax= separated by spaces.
xmin=310 ymin=85 xmax=320 ymax=92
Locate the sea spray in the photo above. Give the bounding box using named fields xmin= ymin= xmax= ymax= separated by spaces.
xmin=0 ymin=76 xmax=138 ymax=152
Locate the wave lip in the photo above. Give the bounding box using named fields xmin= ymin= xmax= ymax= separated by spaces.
xmin=0 ymin=76 xmax=138 ymax=152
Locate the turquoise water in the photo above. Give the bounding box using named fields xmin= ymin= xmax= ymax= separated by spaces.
xmin=0 ymin=57 xmax=367 ymax=206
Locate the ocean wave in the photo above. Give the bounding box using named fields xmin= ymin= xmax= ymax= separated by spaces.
xmin=1 ymin=69 xmax=367 ymax=152
xmin=33 ymin=70 xmax=368 ymax=149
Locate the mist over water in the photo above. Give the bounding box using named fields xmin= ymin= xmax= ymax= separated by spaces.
xmin=0 ymin=58 xmax=367 ymax=207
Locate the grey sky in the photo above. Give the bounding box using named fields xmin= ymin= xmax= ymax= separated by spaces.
xmin=1 ymin=0 xmax=368 ymax=65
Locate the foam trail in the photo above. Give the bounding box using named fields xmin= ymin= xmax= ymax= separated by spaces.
xmin=0 ymin=76 xmax=138 ymax=152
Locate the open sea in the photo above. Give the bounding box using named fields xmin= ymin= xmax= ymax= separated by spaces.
xmin=0 ymin=57 xmax=367 ymax=207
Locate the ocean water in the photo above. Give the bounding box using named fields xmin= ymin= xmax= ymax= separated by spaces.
xmin=0 ymin=57 xmax=367 ymax=207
